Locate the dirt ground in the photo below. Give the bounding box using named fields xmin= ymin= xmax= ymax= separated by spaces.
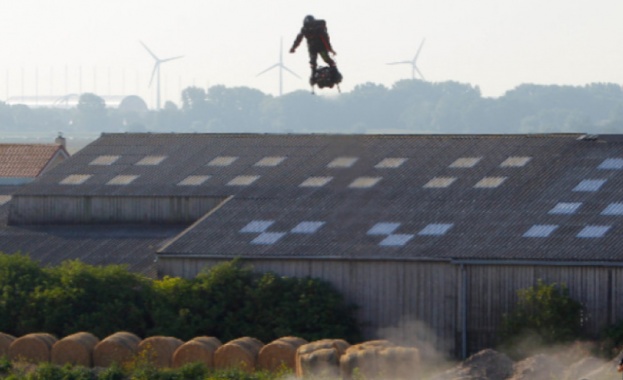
xmin=429 ymin=345 xmax=621 ymax=380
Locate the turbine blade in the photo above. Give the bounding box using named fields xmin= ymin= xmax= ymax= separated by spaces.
xmin=387 ymin=61 xmax=411 ymax=65
xmin=413 ymin=38 xmax=426 ymax=62
xmin=140 ymin=41 xmax=159 ymax=60
xmin=282 ymin=65 xmax=301 ymax=79
xmin=256 ymin=63 xmax=279 ymax=77
xmin=161 ymin=55 xmax=184 ymax=63
xmin=415 ymin=66 xmax=425 ymax=80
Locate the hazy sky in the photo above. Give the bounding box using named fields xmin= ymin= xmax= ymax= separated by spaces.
xmin=2 ymin=0 xmax=622 ymax=108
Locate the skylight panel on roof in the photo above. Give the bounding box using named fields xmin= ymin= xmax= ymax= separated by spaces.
xmin=299 ymin=176 xmax=333 ymax=187
xmin=573 ymin=179 xmax=606 ymax=192
xmin=240 ymin=220 xmax=274 ymax=233
xmin=90 ymin=155 xmax=120 ymax=165
xmin=474 ymin=177 xmax=507 ymax=188
xmin=251 ymin=232 xmax=286 ymax=245
xmin=327 ymin=157 xmax=358 ymax=168
xmin=60 ymin=174 xmax=92 ymax=185
xmin=418 ymin=223 xmax=454 ymax=236
xmin=598 ymin=158 xmax=623 ymax=170
xmin=291 ymin=221 xmax=325 ymax=234
xmin=107 ymin=175 xmax=139 ymax=185
xmin=227 ymin=175 xmax=260 ymax=186
xmin=208 ymin=156 xmax=238 ymax=166
xmin=500 ymin=156 xmax=532 ymax=167
xmin=254 ymin=156 xmax=286 ymax=167
xmin=424 ymin=177 xmax=456 ymax=188
xmin=549 ymin=202 xmax=582 ymax=215
xmin=375 ymin=158 xmax=407 ymax=168
xmin=136 ymin=155 xmax=167 ymax=165
xmin=450 ymin=157 xmax=481 ymax=168
xmin=0 ymin=195 xmax=10 ymax=206
xmin=523 ymin=224 xmax=558 ymax=238
xmin=602 ymin=203 xmax=623 ymax=216
xmin=349 ymin=177 xmax=382 ymax=189
xmin=577 ymin=225 xmax=610 ymax=238
xmin=379 ymin=234 xmax=414 ymax=247
xmin=367 ymin=222 xmax=401 ymax=235
xmin=177 ymin=175 xmax=211 ymax=186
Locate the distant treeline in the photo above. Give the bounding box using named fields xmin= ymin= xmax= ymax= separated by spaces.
xmin=2 ymin=80 xmax=623 ymax=136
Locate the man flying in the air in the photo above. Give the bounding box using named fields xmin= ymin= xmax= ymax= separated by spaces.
xmin=290 ymin=15 xmax=340 ymax=86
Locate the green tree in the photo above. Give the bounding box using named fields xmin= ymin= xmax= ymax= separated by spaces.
xmin=499 ymin=279 xmax=585 ymax=358
xmin=74 ymin=93 xmax=108 ymax=131
xmin=0 ymin=253 xmax=49 ymax=335
xmin=31 ymin=260 xmax=153 ymax=338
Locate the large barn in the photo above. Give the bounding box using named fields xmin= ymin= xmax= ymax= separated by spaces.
xmin=2 ymin=132 xmax=623 ymax=358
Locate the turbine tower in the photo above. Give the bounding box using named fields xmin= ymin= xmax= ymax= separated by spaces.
xmin=256 ymin=38 xmax=300 ymax=96
xmin=140 ymin=41 xmax=183 ymax=110
xmin=387 ymin=38 xmax=426 ymax=80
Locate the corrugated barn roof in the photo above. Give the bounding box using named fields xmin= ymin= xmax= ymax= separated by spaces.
xmin=3 ymin=132 xmax=623 ymax=271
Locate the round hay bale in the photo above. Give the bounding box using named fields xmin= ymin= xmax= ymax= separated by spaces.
xmin=214 ymin=337 xmax=264 ymax=372
xmin=298 ymin=347 xmax=340 ymax=378
xmin=0 ymin=332 xmax=16 ymax=357
xmin=51 ymin=332 xmax=99 ymax=367
xmin=137 ymin=336 xmax=184 ymax=368
xmin=9 ymin=333 xmax=57 ymax=363
xmin=93 ymin=331 xmax=141 ymax=367
xmin=295 ymin=339 xmax=350 ymax=377
xmin=258 ymin=337 xmax=307 ymax=372
xmin=172 ymin=336 xmax=222 ymax=368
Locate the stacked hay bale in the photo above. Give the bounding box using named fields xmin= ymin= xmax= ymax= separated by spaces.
xmin=137 ymin=336 xmax=184 ymax=368
xmin=295 ymin=339 xmax=350 ymax=378
xmin=172 ymin=336 xmax=222 ymax=368
xmin=340 ymin=340 xmax=420 ymax=380
xmin=8 ymin=333 xmax=57 ymax=363
xmin=257 ymin=336 xmax=308 ymax=372
xmin=214 ymin=337 xmax=264 ymax=373
xmin=51 ymin=332 xmax=100 ymax=367
xmin=340 ymin=340 xmax=394 ymax=380
xmin=0 ymin=333 xmax=15 ymax=357
xmin=93 ymin=331 xmax=141 ymax=367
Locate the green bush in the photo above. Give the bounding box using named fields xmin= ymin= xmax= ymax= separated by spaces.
xmin=28 ymin=260 xmax=154 ymax=338
xmin=0 ymin=252 xmax=50 ymax=335
xmin=498 ymin=279 xmax=585 ymax=358
xmin=0 ymin=253 xmax=361 ymax=344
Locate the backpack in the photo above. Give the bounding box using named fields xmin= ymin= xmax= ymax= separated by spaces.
xmin=312 ymin=66 xmax=342 ymax=89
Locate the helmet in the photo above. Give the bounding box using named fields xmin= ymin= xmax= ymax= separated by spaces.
xmin=304 ymin=15 xmax=315 ymax=26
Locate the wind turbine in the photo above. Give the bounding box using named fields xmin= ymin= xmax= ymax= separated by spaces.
xmin=256 ymin=38 xmax=300 ymax=96
xmin=140 ymin=41 xmax=183 ymax=110
xmin=387 ymin=38 xmax=426 ymax=80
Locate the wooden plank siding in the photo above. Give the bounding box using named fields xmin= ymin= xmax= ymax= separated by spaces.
xmin=464 ymin=264 xmax=623 ymax=353
xmin=9 ymin=195 xmax=225 ymax=224
xmin=158 ymin=257 xmax=623 ymax=358
xmin=158 ymin=257 xmax=460 ymax=357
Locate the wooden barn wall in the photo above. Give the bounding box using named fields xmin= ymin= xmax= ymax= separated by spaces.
xmin=9 ymin=195 xmax=224 ymax=224
xmin=159 ymin=257 xmax=623 ymax=357
xmin=464 ymin=264 xmax=623 ymax=354
xmin=158 ymin=257 xmax=461 ymax=357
